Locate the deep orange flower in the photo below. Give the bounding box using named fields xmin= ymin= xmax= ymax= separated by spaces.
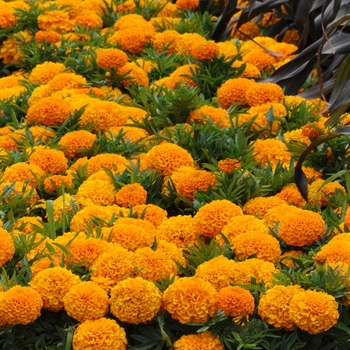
xmin=151 ymin=30 xmax=181 ymax=54
xmin=110 ymin=276 xmax=162 ymax=324
xmin=118 ymin=62 xmax=149 ymax=87
xmin=0 ymin=228 xmax=15 ymax=267
xmin=275 ymin=183 xmax=307 ymax=208
xmin=14 ymin=216 xmax=43 ymax=235
xmin=47 ymin=73 xmax=87 ymax=93
xmin=74 ymin=9 xmax=103 ymax=29
xmin=58 ymin=130 xmax=96 ymax=159
xmin=242 ymin=50 xmax=276 ymax=71
xmin=188 ymin=106 xmax=230 ymax=128
xmin=231 ymin=21 xmax=260 ymax=40
xmin=2 ymin=162 xmax=45 ymax=187
xmin=96 ymin=48 xmax=129 ymax=69
xmin=176 ymin=0 xmax=199 ymax=10
xmin=38 ymin=10 xmax=74 ymax=33
xmin=35 ymin=30 xmax=61 ymax=44
xmin=217 ymin=158 xmax=241 ymax=173
xmin=28 ymin=147 xmax=68 ymax=174
xmin=133 ymin=204 xmax=168 ymax=227
xmin=116 ymin=183 xmax=148 ymax=207
xmin=87 ymin=153 xmax=128 ymax=174
xmin=43 ymin=174 xmax=73 ymax=192
xmin=173 ymin=331 xmax=224 ymax=350
xmin=164 ymin=276 xmax=217 ymax=324
xmin=245 ymin=83 xmax=285 ymax=106
xmin=29 ymin=62 xmax=66 ymax=84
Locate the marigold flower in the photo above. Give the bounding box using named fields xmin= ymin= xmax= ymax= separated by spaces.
xmin=90 ymin=245 xmax=138 ymax=284
xmin=315 ymin=234 xmax=350 ymax=264
xmin=29 ymin=62 xmax=66 ymax=84
xmin=252 ymin=138 xmax=292 ymax=168
xmin=58 ymin=130 xmax=96 ymax=159
xmin=217 ymin=158 xmax=241 ymax=173
xmin=133 ymin=204 xmax=168 ymax=227
xmin=231 ymin=21 xmax=260 ymax=40
xmin=28 ymin=147 xmax=68 ymax=174
xmin=258 ymin=285 xmax=302 ymax=330
xmin=0 ymin=228 xmax=15 ymax=267
xmin=69 ymin=238 xmax=109 ymax=266
xmin=0 ymin=30 xmax=32 ymax=64
xmin=0 ymin=181 xmax=40 ymax=206
xmin=167 ymin=64 xmax=197 ymax=89
xmin=282 ymin=29 xmax=300 ymax=45
xmin=135 ymin=247 xmax=177 ymax=281
xmin=101 ymin=222 xmax=154 ymax=251
xmin=0 ymin=2 xmax=15 ymax=29
xmin=193 ymin=200 xmax=243 ymax=238
xmin=115 ymin=183 xmax=148 ymax=207
xmin=147 ymin=142 xmax=194 ymax=176
xmin=43 ymin=174 xmax=73 ymax=192
xmin=2 ymin=162 xmax=45 ymax=187
xmin=275 ymin=207 xmax=325 ymax=246
xmin=107 ymin=126 xmax=148 ymax=143
xmin=26 ymin=96 xmax=72 ymax=126
xmin=232 ymin=232 xmax=281 ymax=263
xmin=232 ymin=60 xmax=260 ymax=78
xmin=245 ymin=83 xmax=284 ymax=107
xmin=30 ymin=266 xmax=81 ymax=312
xmin=1 ymin=286 xmax=43 ymax=325
xmin=87 ymin=153 xmax=128 ymax=174
xmin=35 ymin=30 xmax=61 ymax=44
xmin=280 ymin=250 xmax=304 ymax=267
xmin=96 ymin=48 xmax=128 ymax=69
xmin=79 ymin=100 xmax=128 ymax=131
xmin=14 ymin=216 xmax=42 ymax=235
xmin=195 ymin=256 xmax=237 ymax=290
xmin=110 ymin=276 xmax=162 ymax=324
xmin=38 ymin=10 xmax=74 ymax=33
xmin=47 ymin=73 xmax=87 ymax=93
xmin=117 ymin=0 xmax=136 ymax=12
xmin=72 ymin=317 xmax=127 ymax=350
xmin=118 ymin=62 xmax=149 ymax=87
xmin=216 ymin=215 xmax=270 ymax=246
xmin=151 ymin=30 xmax=181 ymax=54
xmin=215 ymin=286 xmax=255 ymax=317
xmin=217 ymin=78 xmax=255 ymax=108
xmin=275 ymin=183 xmax=307 ymax=208
xmin=173 ymin=331 xmax=224 ymax=350
xmin=308 ymin=179 xmax=346 ymax=207
xmin=217 ymin=40 xmax=238 ymax=59
xmin=188 ymin=105 xmax=230 ymax=128
xmin=163 ymin=276 xmax=217 ymax=324
xmin=289 ymin=289 xmax=339 ymax=334
xmin=190 ymin=40 xmax=219 ymax=60
xmin=176 ymin=0 xmax=199 ymax=10
xmin=242 ymin=50 xmax=276 ymax=71
xmin=63 ymin=281 xmax=109 ymax=322
xmin=74 ymin=9 xmax=103 ymax=29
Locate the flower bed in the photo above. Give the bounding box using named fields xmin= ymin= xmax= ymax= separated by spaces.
xmin=1 ymin=0 xmax=350 ymax=349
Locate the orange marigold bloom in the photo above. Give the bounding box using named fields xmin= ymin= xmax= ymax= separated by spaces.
xmin=218 ymin=158 xmax=241 ymax=173
xmin=242 ymin=50 xmax=276 ymax=71
xmin=245 ymin=82 xmax=284 ymax=106
xmin=0 ymin=30 xmax=32 ymax=65
xmin=176 ymin=0 xmax=199 ymax=11
xmin=170 ymin=166 xmax=217 ymax=201
xmin=252 ymin=138 xmax=292 ymax=168
xmin=74 ymin=9 xmax=103 ymax=29
xmin=0 ymin=75 xmax=21 ymax=89
xmin=29 ymin=62 xmax=66 ymax=84
xmin=58 ymin=130 xmax=96 ymax=159
xmin=167 ymin=64 xmax=197 ymax=89
xmin=315 ymin=234 xmax=350 ymax=264
xmin=133 ymin=204 xmax=168 ymax=227
xmin=79 ymin=100 xmax=129 ymax=131
xmin=90 ymin=245 xmax=138 ymax=284
xmin=280 ymin=250 xmax=304 ymax=267
xmin=87 ymin=153 xmax=128 ymax=175
xmin=101 ymin=222 xmax=154 ymax=251
xmin=156 ymin=215 xmax=196 ymax=248
xmin=216 ymin=215 xmax=270 ymax=246
xmin=231 ymin=258 xmax=278 ymax=286
xmin=63 ymin=281 xmax=109 ymax=322
xmin=275 ymin=206 xmax=325 ymax=246
xmin=116 ymin=183 xmax=147 ymax=208
xmin=0 ymin=228 xmax=15 ymax=267
xmin=258 ymin=285 xmax=302 ymax=330
xmin=35 ymin=30 xmax=61 ymax=44
xmin=47 ymin=73 xmax=87 ymax=93
xmin=232 ymin=232 xmax=281 ymax=263
xmin=232 ymin=60 xmax=260 ymax=78
xmin=107 ymin=126 xmax=148 ymax=143
xmin=193 ymin=199 xmax=243 ymax=238
xmin=110 ymin=276 xmax=162 ymax=324
xmin=215 ymin=286 xmax=255 ymax=317
xmin=28 ymin=147 xmax=68 ymax=174
xmin=26 ymin=96 xmax=72 ymax=126
xmin=76 ymin=179 xmax=116 ymax=207
xmin=217 ymin=78 xmax=255 ymax=108
xmin=190 ymin=40 xmax=219 ymax=60
xmin=0 ymin=181 xmax=40 ymax=206
xmin=135 ymin=247 xmax=177 ymax=281
xmin=147 ymin=142 xmax=195 ymax=176
xmin=217 ymin=40 xmax=238 ymax=59
xmin=163 ymin=276 xmax=217 ymax=324
xmin=1 ymin=286 xmax=43 ymax=325
xmin=37 ymin=10 xmax=74 ymax=33
xmin=25 ymin=126 xmax=56 ymax=143
xmin=195 ymin=255 xmax=237 ymax=291
xmin=43 ymin=174 xmax=73 ymax=192
xmin=2 ymin=162 xmax=45 ymax=187
xmin=231 ymin=21 xmax=260 ymax=40
xmin=96 ymin=48 xmax=129 ymax=69
xmin=30 ymin=266 xmax=81 ymax=312
xmin=289 ymin=289 xmax=339 ymax=334
xmin=188 ymin=105 xmax=230 ymax=128
xmin=308 ymin=179 xmax=346 ymax=207
xmin=69 ymin=238 xmax=109 ymax=266
xmin=151 ymin=30 xmax=181 ymax=54
xmin=275 ymin=183 xmax=307 ymax=208
xmin=263 ymin=203 xmax=295 ymax=229
xmin=173 ymin=331 xmax=224 ymax=350
xmin=0 ymin=2 xmax=15 ymax=29
xmin=14 ymin=216 xmax=42 ymax=235
xmin=72 ymin=318 xmax=127 ymax=350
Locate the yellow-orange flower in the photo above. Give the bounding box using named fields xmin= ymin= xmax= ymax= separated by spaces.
xmin=195 ymin=255 xmax=237 ymax=290
xmin=0 ymin=2 xmax=15 ymax=29
xmin=289 ymin=289 xmax=339 ymax=334
xmin=242 ymin=50 xmax=276 ymax=71
xmin=176 ymin=0 xmax=199 ymax=10
xmin=47 ymin=73 xmax=87 ymax=93
xmin=133 ymin=204 xmax=168 ymax=227
xmin=231 ymin=21 xmax=261 ymax=40
xmin=76 ymin=179 xmax=116 ymax=207
xmin=72 ymin=317 xmax=127 ymax=350
xmin=2 ymin=162 xmax=45 ymax=187
xmin=151 ymin=30 xmax=181 ymax=54
xmin=167 ymin=64 xmax=197 ymax=89
xmin=14 ymin=216 xmax=43 ymax=235
xmin=243 ymin=196 xmax=287 ymax=218
xmin=245 ymin=83 xmax=284 ymax=106
xmin=43 ymin=174 xmax=73 ymax=192
xmin=74 ymin=9 xmax=103 ymax=29
xmin=118 ymin=62 xmax=149 ymax=87
xmin=28 ymin=147 xmax=68 ymax=174
xmin=38 ymin=10 xmax=74 ymax=33
xmin=258 ymin=285 xmax=302 ymax=330
xmin=0 ymin=228 xmax=15 ymax=267
xmin=30 ymin=266 xmax=81 ymax=312
xmin=116 ymin=183 xmax=147 ymax=207
xmin=217 ymin=78 xmax=255 ymax=108
xmin=26 ymin=96 xmax=72 ymax=126
xmin=96 ymin=48 xmax=129 ymax=69
xmin=190 ymin=40 xmax=219 ymax=60
xmin=215 ymin=286 xmax=255 ymax=317
xmin=193 ymin=199 xmax=243 ymax=238
xmin=147 ymin=142 xmax=195 ymax=176
xmin=110 ymin=276 xmax=162 ymax=324
xmin=163 ymin=276 xmax=217 ymax=324
xmin=1 ymin=286 xmax=43 ymax=325
xmin=35 ymin=30 xmax=61 ymax=44
xmin=218 ymin=158 xmax=241 ymax=173
xmin=29 ymin=62 xmax=66 ymax=84
xmin=188 ymin=105 xmax=230 ymax=128
xmin=87 ymin=153 xmax=128 ymax=175
xmin=63 ymin=281 xmax=109 ymax=322
xmin=173 ymin=331 xmax=224 ymax=350
xmin=58 ymin=130 xmax=96 ymax=159
xmin=275 ymin=183 xmax=307 ymax=208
